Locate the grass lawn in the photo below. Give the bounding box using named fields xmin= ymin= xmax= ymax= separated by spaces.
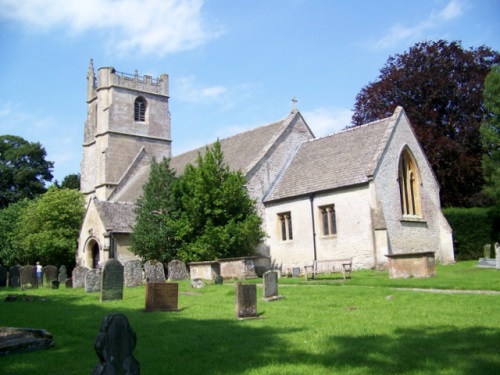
xmin=1 ymin=261 xmax=499 ymax=374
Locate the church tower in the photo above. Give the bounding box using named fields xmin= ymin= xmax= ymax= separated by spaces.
xmin=81 ymin=60 xmax=171 ymax=201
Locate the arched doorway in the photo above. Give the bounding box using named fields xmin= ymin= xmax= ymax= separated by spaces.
xmin=92 ymin=242 xmax=100 ymax=269
xmin=85 ymin=238 xmax=101 ymax=269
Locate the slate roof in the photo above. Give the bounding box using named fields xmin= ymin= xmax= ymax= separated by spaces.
xmin=264 ymin=109 xmax=400 ymax=202
xmin=111 ymin=111 xmax=299 ymax=203
xmin=94 ymin=200 xmax=136 ymax=233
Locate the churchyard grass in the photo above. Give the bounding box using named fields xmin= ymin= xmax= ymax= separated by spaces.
xmin=1 ymin=261 xmax=499 ymax=374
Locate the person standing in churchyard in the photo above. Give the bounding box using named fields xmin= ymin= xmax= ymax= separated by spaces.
xmin=36 ymin=261 xmax=42 ymax=286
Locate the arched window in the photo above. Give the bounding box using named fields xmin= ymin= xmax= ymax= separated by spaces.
xmin=398 ymin=148 xmax=422 ymax=217
xmin=134 ymin=97 xmax=147 ymax=122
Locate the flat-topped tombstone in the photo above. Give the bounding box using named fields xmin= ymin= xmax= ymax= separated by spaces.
xmin=20 ymin=265 xmax=37 ymax=290
xmin=73 ymin=266 xmax=89 ymax=288
xmin=93 ymin=313 xmax=140 ymax=375
xmin=0 ymin=265 xmax=7 ymax=287
xmin=9 ymin=266 xmax=21 ymax=288
xmin=167 ymin=260 xmax=189 ymax=281
xmin=145 ymin=282 xmax=179 ymax=312
xmin=85 ymin=269 xmax=102 ymax=293
xmin=124 ymin=260 xmax=142 ymax=288
xmin=58 ymin=265 xmax=68 ymax=283
xmin=263 ymin=271 xmax=279 ymax=299
xmin=235 ymin=283 xmax=258 ymax=319
xmin=101 ymin=259 xmax=124 ymax=302
xmin=42 ymin=265 xmax=58 ymax=288
xmin=144 ymin=260 xmax=165 ymax=283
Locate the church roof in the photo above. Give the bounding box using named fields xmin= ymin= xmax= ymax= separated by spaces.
xmin=112 ymin=111 xmax=301 ymax=203
xmin=264 ymin=108 xmax=400 ymax=202
xmin=94 ymin=200 xmax=136 ymax=233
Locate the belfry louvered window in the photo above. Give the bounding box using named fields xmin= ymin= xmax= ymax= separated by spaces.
xmin=134 ymin=97 xmax=146 ymax=122
xmin=398 ymin=148 xmax=422 ymax=216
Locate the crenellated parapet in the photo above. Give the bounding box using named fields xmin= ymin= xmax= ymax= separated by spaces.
xmin=97 ymin=67 xmax=169 ymax=97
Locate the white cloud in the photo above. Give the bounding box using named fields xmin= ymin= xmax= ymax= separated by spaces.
xmin=372 ymin=0 xmax=464 ymax=50
xmin=0 ymin=0 xmax=224 ymax=57
xmin=0 ymin=102 xmax=55 ymax=133
xmin=302 ymin=107 xmax=353 ymax=137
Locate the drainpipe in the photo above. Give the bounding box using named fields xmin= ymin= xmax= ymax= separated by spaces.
xmin=309 ymin=194 xmax=317 ymax=261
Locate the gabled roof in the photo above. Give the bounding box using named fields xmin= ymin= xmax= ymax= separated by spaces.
xmin=264 ymin=108 xmax=401 ymax=202
xmin=94 ymin=199 xmax=136 ymax=233
xmin=111 ymin=111 xmax=304 ymax=203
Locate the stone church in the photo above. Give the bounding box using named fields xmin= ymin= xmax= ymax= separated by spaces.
xmin=76 ymin=62 xmax=455 ymax=271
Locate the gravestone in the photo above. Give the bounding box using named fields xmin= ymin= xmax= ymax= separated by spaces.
xmin=496 ymin=242 xmax=500 ymax=270
xmin=145 ymin=282 xmax=180 ymax=312
xmin=42 ymin=265 xmax=58 ymax=288
xmin=72 ymin=266 xmax=89 ymax=288
xmin=0 ymin=265 xmax=7 ymax=287
xmin=235 ymin=283 xmax=258 ymax=319
xmin=167 ymin=260 xmax=189 ymax=281
xmin=9 ymin=266 xmax=21 ymax=287
xmin=292 ymin=267 xmax=301 ymax=278
xmin=58 ymin=265 xmax=68 ymax=283
xmin=51 ymin=280 xmax=60 ymax=289
xmin=124 ymin=260 xmax=142 ymax=288
xmin=263 ymin=271 xmax=279 ymax=299
xmin=190 ymin=278 xmax=205 ymax=289
xmin=20 ymin=265 xmax=38 ymax=290
xmin=65 ymin=278 xmax=73 ymax=288
xmin=214 ymin=275 xmax=224 ymax=285
xmin=85 ymin=269 xmax=102 ymax=293
xmin=143 ymin=260 xmax=165 ymax=283
xmin=93 ymin=313 xmax=140 ymax=375
xmin=101 ymin=259 xmax=124 ymax=302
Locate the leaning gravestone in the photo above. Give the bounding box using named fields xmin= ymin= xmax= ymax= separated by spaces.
xmin=235 ymin=283 xmax=258 ymax=319
xmin=85 ymin=269 xmax=102 ymax=293
xmin=167 ymin=260 xmax=189 ymax=281
xmin=143 ymin=260 xmax=165 ymax=283
xmin=92 ymin=313 xmax=140 ymax=375
xmin=20 ymin=265 xmax=38 ymax=290
xmin=145 ymin=282 xmax=179 ymax=312
xmin=9 ymin=266 xmax=21 ymax=288
xmin=263 ymin=270 xmax=279 ymax=299
xmin=101 ymin=259 xmax=124 ymax=302
xmin=72 ymin=266 xmax=89 ymax=288
xmin=58 ymin=265 xmax=68 ymax=283
xmin=0 ymin=265 xmax=7 ymax=287
xmin=124 ymin=260 xmax=142 ymax=288
xmin=42 ymin=265 xmax=58 ymax=288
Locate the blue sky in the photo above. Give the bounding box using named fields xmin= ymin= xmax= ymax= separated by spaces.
xmin=0 ymin=0 xmax=499 ymax=183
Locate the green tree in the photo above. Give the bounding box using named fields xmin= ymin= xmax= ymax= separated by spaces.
xmin=175 ymin=141 xmax=265 ymax=262
xmin=12 ymin=187 xmax=85 ymax=268
xmin=0 ymin=199 xmax=30 ymax=266
xmin=131 ymin=158 xmax=180 ymax=263
xmin=481 ymin=65 xmax=500 ymax=204
xmin=60 ymin=173 xmax=81 ymax=190
xmin=352 ymin=40 xmax=500 ymax=207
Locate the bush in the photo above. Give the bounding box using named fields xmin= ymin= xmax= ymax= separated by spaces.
xmin=443 ymin=206 xmax=500 ymax=260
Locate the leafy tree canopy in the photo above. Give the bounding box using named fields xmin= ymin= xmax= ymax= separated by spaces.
xmin=0 ymin=135 xmax=54 ymax=209
xmin=352 ymin=40 xmax=500 ymax=207
xmin=480 ymin=65 xmax=500 ymax=204
xmin=58 ymin=173 xmax=81 ymax=190
xmin=0 ymin=199 xmax=30 ymax=266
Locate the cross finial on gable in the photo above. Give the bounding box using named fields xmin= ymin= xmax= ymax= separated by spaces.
xmin=291 ymin=96 xmax=298 ymax=112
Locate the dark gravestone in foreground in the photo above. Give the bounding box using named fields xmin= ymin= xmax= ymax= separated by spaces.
xmin=124 ymin=260 xmax=142 ymax=288
xmin=20 ymin=265 xmax=37 ymax=290
xmin=235 ymin=283 xmax=258 ymax=319
xmin=167 ymin=260 xmax=189 ymax=281
xmin=42 ymin=265 xmax=58 ymax=288
xmin=101 ymin=259 xmax=124 ymax=302
xmin=145 ymin=282 xmax=179 ymax=312
xmin=9 ymin=266 xmax=21 ymax=288
xmin=0 ymin=265 xmax=7 ymax=287
xmin=92 ymin=313 xmax=140 ymax=375
xmin=143 ymin=260 xmax=165 ymax=283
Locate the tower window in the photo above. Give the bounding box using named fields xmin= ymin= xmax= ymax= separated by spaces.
xmin=398 ymin=148 xmax=422 ymax=217
xmin=134 ymin=97 xmax=147 ymax=122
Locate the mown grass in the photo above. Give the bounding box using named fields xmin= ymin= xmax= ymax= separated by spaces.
xmin=1 ymin=261 xmax=499 ymax=375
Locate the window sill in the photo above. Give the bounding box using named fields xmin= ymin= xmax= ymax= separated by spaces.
xmin=321 ymin=234 xmax=338 ymax=239
xmin=400 ymin=216 xmax=426 ymax=224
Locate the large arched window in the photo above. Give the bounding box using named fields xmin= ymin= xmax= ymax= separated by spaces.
xmin=398 ymin=148 xmax=422 ymax=217
xmin=134 ymin=97 xmax=147 ymax=122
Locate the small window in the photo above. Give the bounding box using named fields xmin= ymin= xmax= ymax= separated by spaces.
xmin=277 ymin=212 xmax=293 ymax=241
xmin=320 ymin=205 xmax=337 ymax=236
xmin=398 ymin=148 xmax=421 ymax=216
xmin=134 ymin=97 xmax=147 ymax=122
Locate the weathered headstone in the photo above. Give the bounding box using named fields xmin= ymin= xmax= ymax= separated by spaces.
xmin=85 ymin=269 xmax=102 ymax=293
xmin=167 ymin=259 xmax=189 ymax=281
xmin=20 ymin=265 xmax=38 ymax=290
xmin=145 ymin=282 xmax=179 ymax=312
xmin=65 ymin=278 xmax=73 ymax=288
xmin=292 ymin=267 xmax=300 ymax=278
xmin=0 ymin=265 xmax=7 ymax=287
xmin=124 ymin=260 xmax=142 ymax=288
xmin=484 ymin=244 xmax=492 ymax=259
xmin=9 ymin=266 xmax=21 ymax=288
xmin=496 ymin=242 xmax=500 ymax=270
xmin=190 ymin=278 xmax=205 ymax=289
xmin=42 ymin=265 xmax=58 ymax=288
xmin=51 ymin=280 xmax=60 ymax=289
xmin=214 ymin=275 xmax=224 ymax=285
xmin=58 ymin=265 xmax=68 ymax=283
xmin=72 ymin=266 xmax=89 ymax=288
xmin=235 ymin=283 xmax=258 ymax=319
xmin=143 ymin=260 xmax=165 ymax=283
xmin=92 ymin=313 xmax=140 ymax=375
xmin=101 ymin=259 xmax=124 ymax=302
xmin=263 ymin=270 xmax=278 ymax=299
